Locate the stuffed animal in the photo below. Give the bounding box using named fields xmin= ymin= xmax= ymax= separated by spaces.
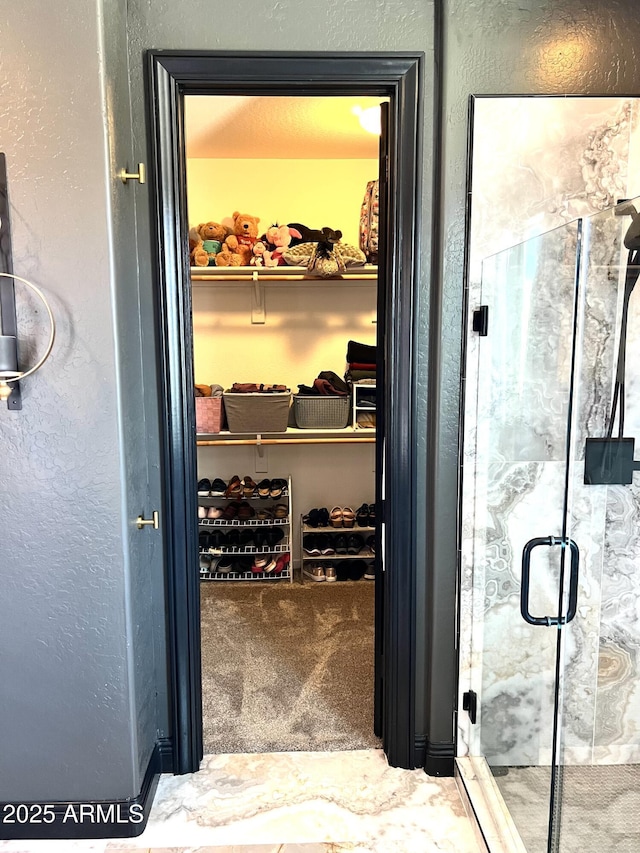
xmin=215 ymin=211 xmax=260 ymax=266
xmin=189 ymin=227 xmax=209 ymax=267
xmin=260 ymin=223 xmax=303 ymax=265
xmin=251 ymin=241 xmax=279 ymax=268
xmin=282 ymin=229 xmax=365 ymax=277
xmin=190 ymin=221 xmax=230 ymax=266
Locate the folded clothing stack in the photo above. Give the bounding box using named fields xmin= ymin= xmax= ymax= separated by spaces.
xmin=296 ymin=371 xmax=349 ymax=397
xmin=345 ymin=340 xmax=376 ymax=384
xmin=227 ymin=383 xmax=289 ymax=393
xmin=195 ymin=383 xmax=224 ymax=398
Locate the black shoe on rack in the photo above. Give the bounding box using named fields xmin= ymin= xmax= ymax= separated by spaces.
xmin=348 ymin=559 xmax=366 ymax=581
xmin=253 ymin=530 xmax=268 ymax=549
xmin=211 ymin=478 xmax=227 ymax=496
xmin=217 ymin=556 xmax=233 ymax=573
xmin=266 ymin=526 xmax=285 ymax=547
xmin=347 ymin=533 xmax=365 ymax=555
xmin=365 ymin=535 xmax=376 ymax=554
xmin=199 ymin=531 xmax=211 ymax=549
xmin=317 ymin=533 xmax=335 ymax=556
xmin=303 ymin=534 xmax=321 ymax=556
xmin=364 ymin=562 xmax=376 ymax=580
xmin=355 ymin=503 xmax=370 ymax=527
xmin=239 ymin=529 xmax=254 ymax=547
xmin=197 ymin=478 xmax=212 ymax=497
xmin=334 ymin=534 xmax=348 ymax=555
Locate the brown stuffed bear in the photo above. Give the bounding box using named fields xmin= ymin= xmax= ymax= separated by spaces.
xmin=215 ymin=211 xmax=260 ymax=267
xmin=190 ymin=221 xmax=230 ymax=267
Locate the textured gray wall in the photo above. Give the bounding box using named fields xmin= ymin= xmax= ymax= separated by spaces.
xmin=125 ymin=0 xmax=436 ymax=744
xmin=0 ymin=0 xmax=164 ymax=801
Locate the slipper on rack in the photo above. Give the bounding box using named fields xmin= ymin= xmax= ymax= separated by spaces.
xmin=242 ymin=476 xmax=257 ymax=498
xmin=256 ymin=507 xmax=273 ymax=521
xmin=225 ymin=475 xmax=243 ymax=498
xmin=273 ymin=503 xmax=288 ymax=519
xmin=342 ymin=507 xmax=356 ymax=528
xmin=207 ymin=506 xmax=223 ymax=519
xmin=269 ymin=478 xmax=286 ymax=498
xmin=257 ymin=479 xmax=271 ymax=498
xmin=237 ymin=501 xmax=255 ymax=521
xmin=329 ymin=506 xmax=343 ymax=528
xmin=355 ymin=503 xmax=370 ymax=527
xmin=222 ymin=501 xmax=240 ymax=520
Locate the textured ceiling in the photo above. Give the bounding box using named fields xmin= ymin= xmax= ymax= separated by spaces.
xmin=185 ymin=95 xmax=385 ymax=159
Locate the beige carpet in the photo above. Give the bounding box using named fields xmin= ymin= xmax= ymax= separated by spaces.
xmin=200 ymin=579 xmax=381 ymax=754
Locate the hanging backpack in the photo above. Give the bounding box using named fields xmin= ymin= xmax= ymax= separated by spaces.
xmin=359 ymin=179 xmax=379 ymax=264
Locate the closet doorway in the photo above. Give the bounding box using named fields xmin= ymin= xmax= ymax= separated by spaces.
xmin=187 ymin=93 xmax=383 ymax=756
xmin=148 ymin=52 xmax=422 ymax=774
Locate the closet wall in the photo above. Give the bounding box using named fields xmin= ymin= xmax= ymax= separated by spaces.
xmin=186 ymin=100 xmax=380 ymax=565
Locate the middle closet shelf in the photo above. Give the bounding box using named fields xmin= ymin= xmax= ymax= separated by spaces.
xmin=196 ymin=427 xmax=375 ymax=447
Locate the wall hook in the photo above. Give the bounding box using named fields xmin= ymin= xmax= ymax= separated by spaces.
xmin=119 ymin=163 xmax=146 ymax=185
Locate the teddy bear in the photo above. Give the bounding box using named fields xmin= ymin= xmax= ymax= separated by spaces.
xmin=189 ymin=221 xmax=229 ymax=267
xmin=215 ymin=211 xmax=260 ymax=266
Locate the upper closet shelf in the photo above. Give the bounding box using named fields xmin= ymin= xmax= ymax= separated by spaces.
xmin=190 ymin=265 xmax=377 ymax=282
xmin=191 ymin=265 xmax=377 ymax=323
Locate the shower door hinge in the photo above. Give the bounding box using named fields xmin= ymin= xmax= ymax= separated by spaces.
xmin=472 ymin=305 xmax=489 ymax=336
xmin=463 ymin=690 xmax=478 ymax=724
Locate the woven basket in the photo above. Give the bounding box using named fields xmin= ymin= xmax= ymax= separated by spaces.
xmin=195 ymin=396 xmax=224 ymax=433
xmin=293 ymin=395 xmax=351 ymax=429
xmin=223 ymin=392 xmax=291 ymax=433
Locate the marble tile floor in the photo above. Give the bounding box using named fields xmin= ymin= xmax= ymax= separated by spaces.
xmin=0 ymin=750 xmax=483 ymax=853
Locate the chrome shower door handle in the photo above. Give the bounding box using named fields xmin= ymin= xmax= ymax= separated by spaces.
xmin=520 ymin=536 xmax=579 ymax=626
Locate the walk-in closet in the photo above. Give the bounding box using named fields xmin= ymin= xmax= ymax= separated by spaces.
xmin=184 ymin=95 xmax=385 ymax=754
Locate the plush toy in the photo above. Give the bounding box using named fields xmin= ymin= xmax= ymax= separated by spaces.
xmin=189 ymin=222 xmax=230 ymax=266
xmin=215 ymin=211 xmax=260 ymax=266
xmin=260 ymin=223 xmax=303 ymax=265
xmin=251 ymin=241 xmax=279 ymax=268
xmin=282 ymin=228 xmax=365 ymax=277
xmin=285 ymin=223 xmax=330 ymax=247
xmin=189 ymin=227 xmax=209 ymax=267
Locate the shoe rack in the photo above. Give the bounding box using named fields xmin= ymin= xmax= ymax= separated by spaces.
xmin=198 ymin=475 xmax=293 ymax=582
xmin=299 ymin=509 xmax=376 ymax=584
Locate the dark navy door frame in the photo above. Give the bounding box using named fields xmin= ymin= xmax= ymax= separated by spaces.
xmin=147 ymin=51 xmax=423 ymax=773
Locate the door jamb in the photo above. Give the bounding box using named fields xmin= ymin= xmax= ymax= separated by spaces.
xmin=146 ymin=50 xmax=423 ymax=773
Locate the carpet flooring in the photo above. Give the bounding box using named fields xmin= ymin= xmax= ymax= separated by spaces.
xmin=200 ymin=578 xmax=381 ymax=755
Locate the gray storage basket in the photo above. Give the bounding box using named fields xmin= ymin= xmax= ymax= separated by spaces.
xmin=223 ymin=391 xmax=291 ymax=433
xmin=293 ymin=394 xmax=351 ymax=429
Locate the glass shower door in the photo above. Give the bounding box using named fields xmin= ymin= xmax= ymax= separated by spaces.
xmin=555 ymin=200 xmax=640 ymax=853
xmin=470 ymin=219 xmax=582 ymax=851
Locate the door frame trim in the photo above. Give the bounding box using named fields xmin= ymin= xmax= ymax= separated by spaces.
xmin=146 ymin=50 xmax=423 ymax=772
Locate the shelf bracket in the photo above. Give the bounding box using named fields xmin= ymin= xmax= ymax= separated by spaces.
xmin=251 ymin=270 xmax=266 ymax=324
xmin=254 ymin=433 xmax=268 ymax=471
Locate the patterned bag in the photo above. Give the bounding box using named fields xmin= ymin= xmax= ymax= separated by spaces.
xmin=359 ymin=179 xmax=379 ymax=264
